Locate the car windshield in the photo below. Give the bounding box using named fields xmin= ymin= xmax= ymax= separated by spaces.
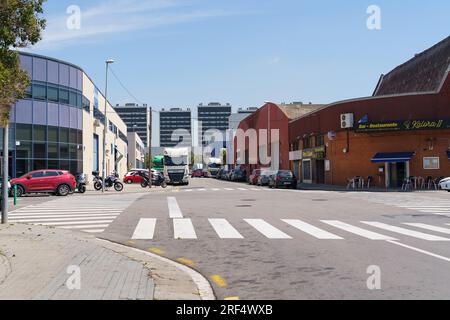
xmin=164 ymin=156 xmax=188 ymax=166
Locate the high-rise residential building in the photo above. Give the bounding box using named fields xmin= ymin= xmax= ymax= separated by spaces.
xmin=159 ymin=108 xmax=192 ymax=147
xmin=113 ymin=103 xmax=150 ymax=148
xmin=197 ymin=102 xmax=232 ymax=147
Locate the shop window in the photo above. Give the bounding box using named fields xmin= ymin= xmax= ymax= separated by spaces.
xmin=60 ymin=160 xmax=70 ymax=171
xmin=32 ymin=83 xmax=46 ymax=101
xmin=48 ymin=126 xmax=59 ymax=142
xmin=33 ymin=143 xmax=46 ymax=158
xmin=69 ymin=129 xmax=77 ymax=144
xmin=34 ymin=125 xmax=47 ymax=142
xmin=59 ymin=88 xmax=70 ymax=105
xmin=47 ymin=86 xmax=59 ymax=102
xmin=16 ymin=124 xmax=32 ymax=141
xmin=423 ymin=157 xmax=439 ymax=170
xmin=70 ymin=160 xmax=78 ymax=175
xmin=48 ymin=160 xmax=59 ymax=169
xmin=16 ymin=159 xmax=31 ymax=177
xmin=77 ymin=131 xmax=83 ymax=144
xmin=69 ymin=144 xmax=77 ymax=159
xmin=33 ymin=160 xmax=47 ymax=171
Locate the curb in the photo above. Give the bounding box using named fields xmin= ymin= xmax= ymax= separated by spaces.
xmin=96 ymin=239 xmax=216 ymax=301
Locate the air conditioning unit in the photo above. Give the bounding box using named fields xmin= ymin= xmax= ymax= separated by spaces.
xmin=340 ymin=113 xmax=354 ymax=129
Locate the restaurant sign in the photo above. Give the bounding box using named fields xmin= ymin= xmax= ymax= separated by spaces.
xmin=302 ymin=146 xmax=326 ymax=159
xmin=355 ymin=119 xmax=450 ymax=132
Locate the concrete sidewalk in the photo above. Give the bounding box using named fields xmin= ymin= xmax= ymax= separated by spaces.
xmin=0 ymin=223 xmax=213 ymax=300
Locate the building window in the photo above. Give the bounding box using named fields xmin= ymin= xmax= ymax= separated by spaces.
xmin=16 ymin=124 xmax=32 ymax=141
xmin=303 ymin=137 xmax=311 ymax=149
xmin=423 ymin=157 xmax=440 ymax=170
xmin=59 ymin=88 xmax=70 ymax=105
xmin=316 ymin=135 xmax=324 ymax=147
xmin=32 ymin=83 xmax=47 ymax=100
xmin=47 ymin=85 xmax=59 ymax=102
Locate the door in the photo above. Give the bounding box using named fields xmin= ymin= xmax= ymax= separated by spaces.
xmin=302 ymin=160 xmax=312 ymax=184
xmin=388 ymin=162 xmax=407 ymax=188
xmin=28 ymin=171 xmax=46 ymax=191
xmin=315 ymin=160 xmax=325 ymax=184
xmin=42 ymin=171 xmax=60 ymax=190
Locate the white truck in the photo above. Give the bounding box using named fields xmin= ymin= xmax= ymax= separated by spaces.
xmin=207 ymin=157 xmax=223 ymax=177
xmin=163 ymin=148 xmax=190 ymax=185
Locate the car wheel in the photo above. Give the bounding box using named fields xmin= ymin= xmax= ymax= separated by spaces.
xmin=14 ymin=185 xmax=25 ymax=197
xmin=57 ymin=184 xmax=71 ymax=196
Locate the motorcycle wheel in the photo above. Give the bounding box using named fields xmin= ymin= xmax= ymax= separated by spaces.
xmin=78 ymin=185 xmax=86 ymax=194
xmin=114 ymin=182 xmax=124 ymax=192
xmin=161 ymin=181 xmax=168 ymax=188
xmin=94 ymin=182 xmax=102 ymax=190
xmin=141 ymin=180 xmax=149 ymax=188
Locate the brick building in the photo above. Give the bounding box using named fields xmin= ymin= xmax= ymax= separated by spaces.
xmin=289 ymin=36 xmax=450 ymax=188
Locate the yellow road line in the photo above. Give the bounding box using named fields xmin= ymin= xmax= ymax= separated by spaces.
xmin=177 ymin=257 xmax=196 ymax=267
xmin=210 ymin=275 xmax=228 ymax=288
xmin=148 ymin=247 xmax=165 ymax=255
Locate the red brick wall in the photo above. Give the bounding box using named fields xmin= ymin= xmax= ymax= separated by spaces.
xmin=325 ymin=130 xmax=450 ymax=186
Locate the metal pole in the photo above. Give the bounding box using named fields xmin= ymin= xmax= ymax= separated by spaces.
xmin=2 ymin=125 xmax=9 ymax=224
xmin=102 ymin=61 xmax=111 ymax=193
xmin=148 ymin=107 xmax=152 ymax=188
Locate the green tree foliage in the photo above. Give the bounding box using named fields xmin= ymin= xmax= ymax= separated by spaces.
xmin=0 ymin=0 xmax=46 ymax=125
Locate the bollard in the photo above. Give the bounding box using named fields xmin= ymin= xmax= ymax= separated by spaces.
xmin=14 ymin=184 xmax=17 ymax=206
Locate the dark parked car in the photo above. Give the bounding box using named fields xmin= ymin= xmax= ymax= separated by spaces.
xmin=248 ymin=169 xmax=263 ymax=185
xmin=10 ymin=169 xmax=77 ymax=197
xmin=268 ymin=170 xmax=297 ymax=189
xmin=231 ymin=168 xmax=247 ymax=182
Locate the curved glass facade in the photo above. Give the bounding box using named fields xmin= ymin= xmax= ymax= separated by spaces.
xmin=4 ymin=53 xmax=86 ymax=177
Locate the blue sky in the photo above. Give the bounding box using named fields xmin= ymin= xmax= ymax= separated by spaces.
xmin=31 ymin=0 xmax=450 ymax=111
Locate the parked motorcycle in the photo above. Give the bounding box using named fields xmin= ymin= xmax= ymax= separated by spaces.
xmin=93 ymin=171 xmax=124 ymax=192
xmin=76 ymin=173 xmax=87 ymax=194
xmin=139 ymin=171 xmax=167 ymax=189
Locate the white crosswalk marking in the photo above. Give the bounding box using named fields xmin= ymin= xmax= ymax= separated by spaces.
xmin=361 ymin=221 xmax=450 ymax=241
xmin=237 ymin=188 xmax=248 ymax=191
xmin=209 ymin=219 xmax=244 ymax=239
xmin=282 ymin=219 xmax=343 ymax=240
xmin=173 ymin=219 xmax=197 ymax=239
xmin=321 ymin=220 xmax=397 ymax=240
xmin=167 ymin=197 xmax=183 ymax=218
xmin=244 ymin=219 xmax=292 ymax=239
xmin=132 ymin=219 xmax=157 ymax=240
xmin=9 ymin=194 xmax=142 ymax=234
xmin=403 ymin=223 xmax=450 ymax=235
xmin=224 ymin=188 xmax=234 ymax=191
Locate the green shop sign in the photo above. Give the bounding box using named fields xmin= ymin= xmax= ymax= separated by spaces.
xmin=355 ymin=119 xmax=450 ymax=132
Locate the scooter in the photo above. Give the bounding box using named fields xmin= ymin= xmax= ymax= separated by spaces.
xmin=93 ymin=171 xmax=124 ymax=192
xmin=76 ymin=173 xmax=86 ymax=194
xmin=140 ymin=171 xmax=167 ymax=188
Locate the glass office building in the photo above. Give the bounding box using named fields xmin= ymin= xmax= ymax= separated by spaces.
xmin=1 ymin=52 xmax=128 ymax=178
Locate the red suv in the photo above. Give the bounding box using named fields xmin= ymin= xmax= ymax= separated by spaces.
xmin=11 ymin=170 xmax=76 ymax=197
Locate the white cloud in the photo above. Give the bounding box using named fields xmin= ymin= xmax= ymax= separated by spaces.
xmin=269 ymin=57 xmax=281 ymax=64
xmin=34 ymin=0 xmax=234 ymax=50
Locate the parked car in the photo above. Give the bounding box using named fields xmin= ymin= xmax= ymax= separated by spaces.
xmin=191 ymin=169 xmax=204 ymax=178
xmin=10 ymin=170 xmax=76 ymax=197
xmin=257 ymin=170 xmax=274 ymax=186
xmin=231 ymin=168 xmax=247 ymax=182
xmin=219 ymin=169 xmax=230 ymax=180
xmin=439 ymin=177 xmax=450 ymax=191
xmin=248 ymin=169 xmax=263 ymax=185
xmin=124 ymin=171 xmax=143 ymax=184
xmin=268 ymin=170 xmax=297 ymax=189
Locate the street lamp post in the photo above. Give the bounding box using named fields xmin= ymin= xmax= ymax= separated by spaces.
xmin=102 ymin=59 xmax=114 ymax=193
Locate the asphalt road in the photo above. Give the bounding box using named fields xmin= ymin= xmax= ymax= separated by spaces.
xmin=8 ymin=179 xmax=450 ymax=300
xmin=97 ymin=178 xmax=450 ymax=300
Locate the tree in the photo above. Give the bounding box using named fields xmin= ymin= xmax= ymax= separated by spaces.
xmin=0 ymin=0 xmax=46 ymax=223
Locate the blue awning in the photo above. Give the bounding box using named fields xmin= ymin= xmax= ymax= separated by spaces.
xmin=447 ymin=151 xmax=450 ymax=160
xmin=371 ymin=152 xmax=414 ymax=163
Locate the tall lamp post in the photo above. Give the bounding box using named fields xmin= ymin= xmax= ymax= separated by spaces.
xmin=102 ymin=59 xmax=114 ymax=193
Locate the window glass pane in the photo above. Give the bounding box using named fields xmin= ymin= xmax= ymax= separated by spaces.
xmin=60 ymin=128 xmax=69 ymax=143
xmin=60 ymin=160 xmax=70 ymax=171
xmin=44 ymin=171 xmax=59 ymax=177
xmin=25 ymin=85 xmax=32 ymax=98
xmin=69 ymin=144 xmax=77 ymax=159
xmin=47 ymin=86 xmax=59 ymax=102
xmin=16 ymin=124 xmax=32 ymax=141
xmin=48 ymin=143 xmax=59 ymax=158
xmin=69 ymin=91 xmax=77 ymax=106
xmin=32 ymin=84 xmax=46 ymax=100
xmin=33 ymin=160 xmax=46 ymax=171
xmin=33 ymin=143 xmax=46 ymax=158
xmin=59 ymin=88 xmax=69 ymax=104
xmin=69 ymin=129 xmax=77 ymax=144
xmin=60 ymin=143 xmax=69 ymax=159
xmin=48 ymin=126 xmax=58 ymax=142
xmin=77 ymin=131 xmax=82 ymax=144
xmin=16 ymin=141 xmax=32 ymax=158
xmin=16 ymin=159 xmax=31 ymax=177
xmin=32 ymin=171 xmax=45 ymax=178
xmin=70 ymin=161 xmax=78 ymax=175
xmin=34 ymin=125 xmax=46 ymax=142
xmin=76 ymin=93 xmax=82 ymax=108
xmin=48 ymin=160 xmax=59 ymax=169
